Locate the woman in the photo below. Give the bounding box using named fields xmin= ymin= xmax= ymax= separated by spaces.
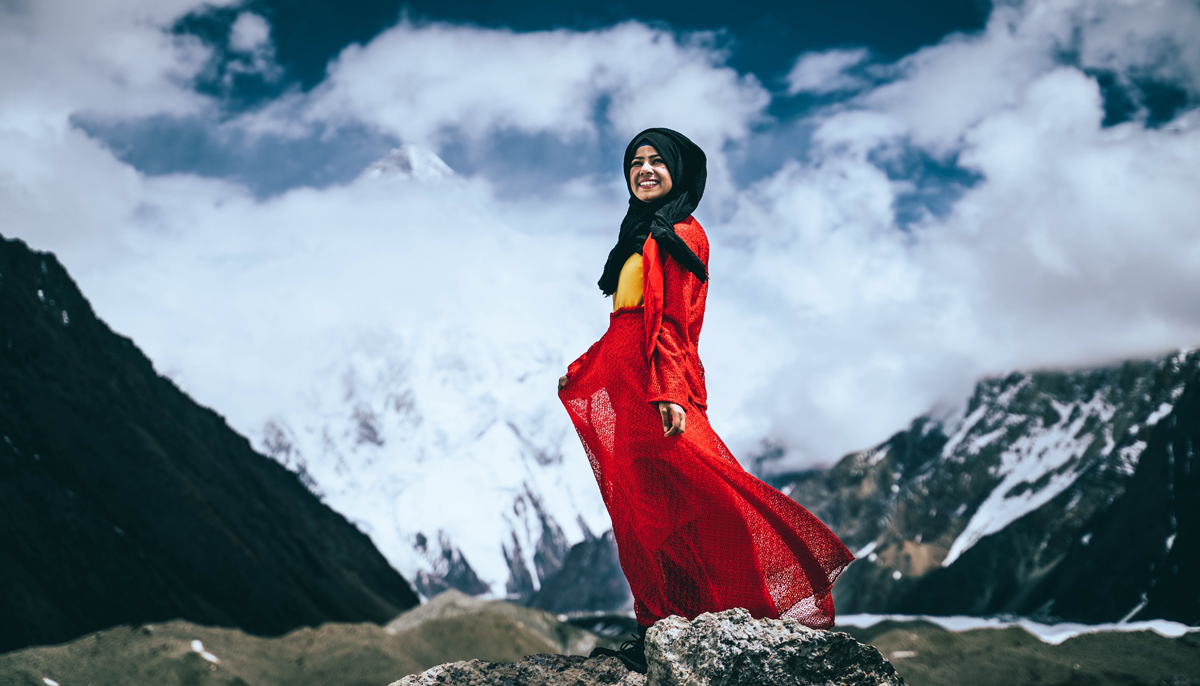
xmin=557 ymin=128 xmax=853 ymax=672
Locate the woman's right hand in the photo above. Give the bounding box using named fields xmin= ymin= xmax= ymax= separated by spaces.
xmin=558 ymin=375 xmax=569 ymax=391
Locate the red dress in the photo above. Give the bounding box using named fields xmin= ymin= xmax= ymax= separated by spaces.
xmin=560 ymin=216 xmax=853 ymax=629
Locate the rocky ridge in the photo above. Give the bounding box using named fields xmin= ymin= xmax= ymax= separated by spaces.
xmin=392 ymin=608 xmax=903 ymax=686
xmin=0 ymin=233 xmax=419 ymax=653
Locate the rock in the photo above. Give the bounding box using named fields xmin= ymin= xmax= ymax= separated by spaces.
xmin=389 ymin=654 xmax=645 ymax=685
xmin=392 ymin=608 xmax=901 ymax=686
xmin=386 ymin=589 xmax=614 ymax=657
xmin=646 ymin=609 xmax=902 ymax=686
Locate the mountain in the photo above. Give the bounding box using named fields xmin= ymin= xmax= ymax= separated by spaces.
xmin=0 ymin=234 xmax=419 ymax=653
xmin=253 ymin=145 xmax=615 ymax=610
xmin=776 ymin=349 xmax=1199 ymax=624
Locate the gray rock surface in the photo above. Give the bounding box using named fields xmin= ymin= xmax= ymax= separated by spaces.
xmin=390 ymin=654 xmax=645 ymax=685
xmin=392 ymin=608 xmax=902 ymax=685
xmin=646 ymin=609 xmax=902 ymax=686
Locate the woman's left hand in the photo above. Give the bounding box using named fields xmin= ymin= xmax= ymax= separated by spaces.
xmin=658 ymin=402 xmax=686 ymax=437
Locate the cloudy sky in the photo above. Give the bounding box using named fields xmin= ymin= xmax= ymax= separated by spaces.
xmin=3 ymin=0 xmax=1199 ymax=472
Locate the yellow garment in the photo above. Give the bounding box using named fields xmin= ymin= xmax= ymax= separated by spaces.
xmin=612 ymin=252 xmax=644 ymax=311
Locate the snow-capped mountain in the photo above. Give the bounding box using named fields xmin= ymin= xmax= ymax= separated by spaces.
xmin=255 ymin=145 xmax=614 ymax=605
xmin=779 ymin=349 xmax=1198 ymax=624
xmin=357 ymin=144 xmax=456 ymax=183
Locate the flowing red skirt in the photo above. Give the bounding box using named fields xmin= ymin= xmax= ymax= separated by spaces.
xmin=561 ymin=307 xmax=854 ymax=629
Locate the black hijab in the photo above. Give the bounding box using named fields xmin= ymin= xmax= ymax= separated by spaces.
xmin=597 ymin=128 xmax=708 ymax=296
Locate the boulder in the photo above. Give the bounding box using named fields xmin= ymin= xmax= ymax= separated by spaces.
xmin=391 ymin=608 xmax=902 ymax=685
xmin=646 ymin=608 xmax=902 ymax=686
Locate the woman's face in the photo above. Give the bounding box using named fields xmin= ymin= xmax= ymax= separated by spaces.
xmin=629 ymin=144 xmax=673 ymax=202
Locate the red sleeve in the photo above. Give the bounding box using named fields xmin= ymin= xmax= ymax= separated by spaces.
xmin=566 ymin=338 xmax=600 ymax=380
xmin=646 ymin=232 xmax=703 ymax=408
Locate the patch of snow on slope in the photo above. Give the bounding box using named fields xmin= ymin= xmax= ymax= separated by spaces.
xmin=837 ymin=614 xmax=1197 ymax=645
xmin=940 ymin=405 xmax=988 ymax=460
xmin=1116 ymin=441 xmax=1147 ymax=475
xmin=968 ymin=427 xmax=1007 ymax=454
xmin=942 ymin=396 xmax=1115 ymax=567
xmin=1145 ymin=402 xmax=1173 ymax=426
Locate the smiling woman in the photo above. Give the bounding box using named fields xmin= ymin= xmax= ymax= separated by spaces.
xmin=557 ymin=127 xmax=855 ymax=674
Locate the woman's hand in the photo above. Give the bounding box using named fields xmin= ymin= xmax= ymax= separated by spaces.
xmin=558 ymin=375 xmax=569 ymax=391
xmin=658 ymin=402 xmax=686 ymax=437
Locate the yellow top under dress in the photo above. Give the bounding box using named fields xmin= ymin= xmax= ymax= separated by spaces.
xmin=613 ymin=252 xmax=644 ymax=311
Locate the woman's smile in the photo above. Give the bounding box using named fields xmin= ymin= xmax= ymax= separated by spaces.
xmin=629 ymin=144 xmax=673 ymax=202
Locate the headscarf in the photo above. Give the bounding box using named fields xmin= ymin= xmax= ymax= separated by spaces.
xmin=597 ymin=128 xmax=707 ymax=296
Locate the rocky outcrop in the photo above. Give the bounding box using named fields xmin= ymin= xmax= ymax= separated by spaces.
xmin=391 ymin=608 xmax=903 ymax=686
xmin=646 ymin=609 xmax=902 ymax=686
xmin=0 ymin=234 xmax=419 ymax=653
xmin=386 ymin=589 xmax=613 ymax=657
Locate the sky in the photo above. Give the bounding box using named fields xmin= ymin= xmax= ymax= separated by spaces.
xmin=3 ymin=0 xmax=1200 ymax=475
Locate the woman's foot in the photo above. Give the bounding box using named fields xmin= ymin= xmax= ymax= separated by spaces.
xmin=588 ymin=626 xmax=648 ymax=674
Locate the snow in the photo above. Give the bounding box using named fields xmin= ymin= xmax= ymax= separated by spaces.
xmin=1146 ymin=402 xmax=1174 ymax=426
xmin=256 ymin=299 xmax=613 ymax=597
xmin=191 ymin=639 xmax=220 ymax=663
xmin=854 ymin=541 xmax=878 ymax=558
xmin=940 ymin=405 xmax=988 ymax=460
xmin=1119 ymin=593 xmax=1149 ymax=624
xmin=942 ymin=396 xmax=1115 ymax=567
xmin=1117 ymin=441 xmax=1146 ymax=475
xmin=968 ymin=427 xmax=1006 ymax=454
xmin=867 ymin=445 xmax=890 ymax=465
xmin=837 ymin=614 xmax=1198 ymax=645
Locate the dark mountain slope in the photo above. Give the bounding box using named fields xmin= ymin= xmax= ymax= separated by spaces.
xmin=0 ymin=234 xmax=418 ymax=653
xmin=778 ymin=351 xmax=1198 ymax=624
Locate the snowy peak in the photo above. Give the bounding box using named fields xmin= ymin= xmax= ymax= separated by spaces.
xmin=255 ymin=327 xmax=610 ymax=607
xmin=358 ymin=144 xmax=456 ymax=183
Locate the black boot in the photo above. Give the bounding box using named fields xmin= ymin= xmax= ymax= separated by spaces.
xmin=589 ymin=625 xmax=648 ymax=674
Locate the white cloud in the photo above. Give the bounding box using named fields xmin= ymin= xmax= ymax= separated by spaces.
xmin=300 ymin=20 xmax=768 ymax=148
xmin=709 ymin=0 xmax=1200 ymax=464
xmin=229 ymin=12 xmax=271 ymax=54
xmin=1076 ymin=0 xmax=1200 ymax=92
xmin=0 ymin=0 xmax=218 ymax=130
xmin=785 ymin=48 xmax=871 ymax=95
xmin=224 ymin=12 xmax=281 ymax=82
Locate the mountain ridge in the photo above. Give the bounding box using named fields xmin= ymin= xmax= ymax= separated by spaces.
xmin=776 ymin=349 xmax=1199 ymax=624
xmin=0 ymin=233 xmax=419 ymax=653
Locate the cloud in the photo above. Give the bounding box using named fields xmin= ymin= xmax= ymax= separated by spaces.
xmin=222 ymin=12 xmax=282 ymax=83
xmin=298 ymin=20 xmax=768 ymax=148
xmin=0 ymin=0 xmax=218 ymax=127
xmin=785 ymin=48 xmax=871 ymax=95
xmin=4 ymin=0 xmax=1200 ymax=485
xmin=708 ymin=0 xmax=1200 ymax=465
xmin=229 ymin=12 xmax=270 ymax=53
